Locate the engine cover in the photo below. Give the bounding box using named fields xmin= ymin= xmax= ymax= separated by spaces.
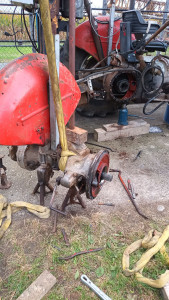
xmin=0 ymin=53 xmax=81 ymax=146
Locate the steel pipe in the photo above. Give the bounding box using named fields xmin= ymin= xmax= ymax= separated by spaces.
xmin=129 ymin=0 xmax=135 ymax=10
xmin=145 ymin=19 xmax=169 ymax=46
xmin=68 ymin=0 xmax=76 ymax=129
xmin=38 ymin=0 xmax=70 ymax=171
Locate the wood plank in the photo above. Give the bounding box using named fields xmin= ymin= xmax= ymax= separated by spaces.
xmin=103 ymin=120 xmax=147 ymax=132
xmin=94 ymin=120 xmax=150 ymax=142
xmin=16 ymin=270 xmax=56 ymax=300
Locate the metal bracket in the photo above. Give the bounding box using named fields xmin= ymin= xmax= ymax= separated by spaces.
xmin=0 ymin=156 xmax=11 ymax=189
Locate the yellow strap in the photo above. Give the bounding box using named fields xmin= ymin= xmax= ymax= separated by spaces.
xmin=122 ymin=225 xmax=169 ymax=288
xmin=59 ymin=150 xmax=76 ymax=171
xmin=61 ymin=150 xmax=76 ymax=157
xmin=0 ymin=195 xmax=50 ymax=240
xmin=39 ymin=0 xmax=76 ymax=171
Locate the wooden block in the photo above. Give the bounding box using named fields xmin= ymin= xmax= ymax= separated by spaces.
xmin=16 ymin=270 xmax=56 ymax=300
xmin=162 ymin=282 xmax=169 ymax=300
xmin=66 ymin=126 xmax=88 ymax=145
xmin=103 ymin=120 xmax=147 ymax=132
xmin=94 ymin=120 xmax=150 ymax=142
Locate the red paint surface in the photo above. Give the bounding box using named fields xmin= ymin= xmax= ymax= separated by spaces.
xmin=0 ymin=53 xmax=81 ymax=146
xmin=76 ymin=17 xmax=135 ymax=60
xmin=92 ymin=152 xmax=109 ymax=199
xmin=76 ymin=16 xmax=121 ymax=60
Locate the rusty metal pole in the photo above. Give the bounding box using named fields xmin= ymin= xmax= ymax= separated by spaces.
xmin=39 ymin=0 xmax=73 ymax=171
xmin=145 ymin=19 xmax=169 ymax=46
xmin=107 ymin=0 xmax=115 ymax=65
xmin=68 ymin=0 xmax=76 ymax=130
xmin=103 ymin=0 xmax=107 ymax=15
xmin=129 ymin=0 xmax=135 ymax=9
xmin=160 ymin=0 xmax=169 ymax=39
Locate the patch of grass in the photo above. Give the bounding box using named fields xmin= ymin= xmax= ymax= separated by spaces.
xmin=0 ymin=46 xmax=32 ymax=62
xmin=0 ymin=13 xmax=31 ymax=40
xmin=0 ymin=213 xmax=165 ymax=300
xmin=1 ymin=256 xmax=44 ymax=299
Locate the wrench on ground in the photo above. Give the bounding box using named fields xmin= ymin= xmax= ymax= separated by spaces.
xmin=81 ymin=274 xmax=112 ymax=300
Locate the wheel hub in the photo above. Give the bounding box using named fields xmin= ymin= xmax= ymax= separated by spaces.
xmin=86 ymin=150 xmax=112 ymax=199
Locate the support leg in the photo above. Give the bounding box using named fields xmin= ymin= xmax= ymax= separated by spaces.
xmin=33 ymin=163 xmax=54 ymax=206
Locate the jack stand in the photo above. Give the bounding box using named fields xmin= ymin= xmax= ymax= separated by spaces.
xmin=61 ymin=185 xmax=86 ymax=212
xmin=50 ymin=177 xmax=67 ymax=216
xmin=0 ymin=156 xmax=11 ymax=189
xmin=33 ymin=162 xmax=54 ymax=206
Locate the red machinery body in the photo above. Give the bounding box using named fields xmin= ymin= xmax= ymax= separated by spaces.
xmin=0 ymin=53 xmax=81 ymax=146
xmin=75 ymin=17 xmax=121 ymax=60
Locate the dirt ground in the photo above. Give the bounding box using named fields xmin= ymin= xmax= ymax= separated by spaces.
xmin=1 ymin=103 xmax=169 ymax=299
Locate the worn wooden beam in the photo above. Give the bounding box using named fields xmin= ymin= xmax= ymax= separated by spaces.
xmin=16 ymin=270 xmax=56 ymax=300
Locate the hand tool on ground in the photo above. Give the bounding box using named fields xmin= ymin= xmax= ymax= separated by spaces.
xmin=110 ymin=169 xmax=148 ymax=219
xmin=133 ymin=150 xmax=142 ymax=162
xmin=128 ymin=114 xmax=155 ymax=120
xmin=49 ymin=177 xmax=67 ymax=216
xmin=52 ymin=205 xmax=59 ymax=233
xmin=127 ymin=179 xmax=135 ymax=200
xmin=86 ymin=142 xmax=116 ymax=153
xmin=81 ymin=274 xmax=112 ymax=300
xmin=61 ymin=228 xmax=70 ymax=246
xmin=51 ymin=245 xmax=61 ymax=251
xmin=59 ymin=248 xmax=104 ymax=260
xmin=98 ymin=203 xmax=114 ymax=206
xmin=130 ymin=183 xmax=136 ymax=199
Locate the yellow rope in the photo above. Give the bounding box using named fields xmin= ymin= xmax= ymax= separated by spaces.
xmin=0 ymin=195 xmax=50 ymax=240
xmin=122 ymin=225 xmax=169 ymax=288
xmin=39 ymin=0 xmax=75 ymax=171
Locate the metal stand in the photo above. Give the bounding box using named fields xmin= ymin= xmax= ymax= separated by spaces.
xmin=33 ymin=163 xmax=54 ymax=206
xmin=61 ymin=185 xmax=86 ymax=211
xmin=0 ymin=156 xmax=11 ymax=189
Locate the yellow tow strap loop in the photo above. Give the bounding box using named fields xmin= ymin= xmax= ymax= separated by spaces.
xmin=39 ymin=0 xmax=75 ymax=171
xmin=122 ymin=225 xmax=169 ymax=288
xmin=0 ymin=195 xmax=50 ymax=240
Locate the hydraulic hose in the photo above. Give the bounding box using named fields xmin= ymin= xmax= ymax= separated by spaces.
xmin=143 ymin=95 xmax=165 ymax=115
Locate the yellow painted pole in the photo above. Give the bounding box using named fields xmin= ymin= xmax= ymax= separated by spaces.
xmin=38 ymin=0 xmax=75 ymax=171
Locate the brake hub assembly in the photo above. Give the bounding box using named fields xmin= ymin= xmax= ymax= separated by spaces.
xmin=56 ymin=150 xmax=113 ymax=211
xmin=86 ymin=150 xmax=112 ymax=199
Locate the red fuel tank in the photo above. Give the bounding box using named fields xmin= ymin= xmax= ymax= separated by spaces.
xmin=0 ymin=53 xmax=81 ymax=146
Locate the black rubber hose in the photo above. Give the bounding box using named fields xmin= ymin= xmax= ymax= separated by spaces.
xmin=142 ymin=65 xmax=164 ymax=95
xmin=143 ymin=95 xmax=165 ymax=115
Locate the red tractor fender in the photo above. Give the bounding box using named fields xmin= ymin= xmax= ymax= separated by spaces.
xmin=75 ymin=16 xmax=121 ymax=60
xmin=0 ymin=53 xmax=81 ymax=146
